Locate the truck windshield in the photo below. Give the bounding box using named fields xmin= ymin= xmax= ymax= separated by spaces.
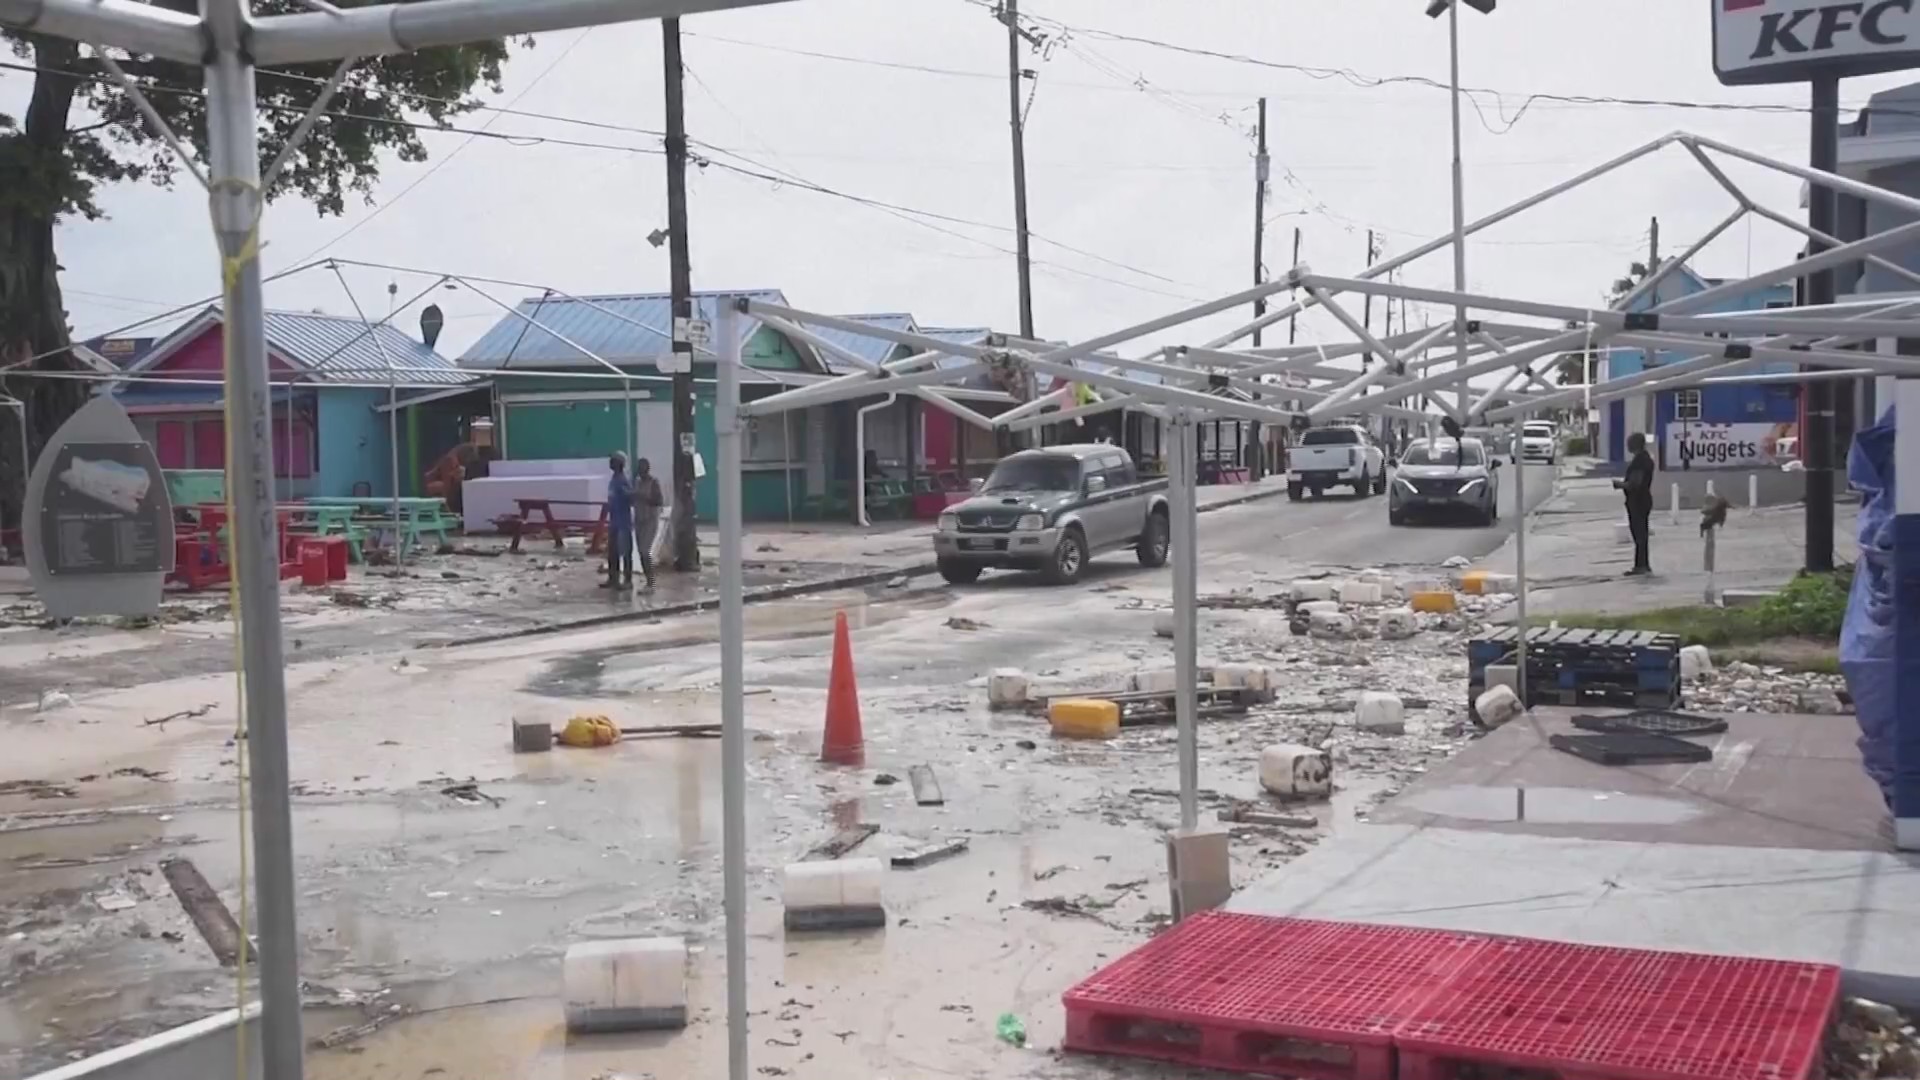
xmin=1301 ymin=428 xmax=1359 ymax=446
xmin=1404 ymin=441 xmax=1483 ymax=466
xmin=983 ymin=456 xmax=1080 ymax=493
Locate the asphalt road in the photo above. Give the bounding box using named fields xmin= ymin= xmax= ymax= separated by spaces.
xmin=1195 ymin=460 xmax=1559 ymax=578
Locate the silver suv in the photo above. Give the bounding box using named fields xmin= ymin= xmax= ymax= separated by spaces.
xmin=1388 ymin=437 xmax=1501 ymax=526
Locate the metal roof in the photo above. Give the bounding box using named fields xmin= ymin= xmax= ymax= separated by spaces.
xmin=816 ymin=313 xmax=918 ymax=373
xmin=458 ymin=289 xmax=800 ymax=371
xmin=260 ymin=309 xmax=472 ymax=385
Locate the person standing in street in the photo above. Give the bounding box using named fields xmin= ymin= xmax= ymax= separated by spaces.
xmin=632 ymin=457 xmax=664 ymax=591
xmin=603 ymin=452 xmax=635 ymax=590
xmin=1617 ymin=432 xmax=1656 ymax=576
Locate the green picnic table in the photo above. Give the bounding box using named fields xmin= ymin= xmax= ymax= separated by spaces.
xmin=302 ymin=497 xmax=459 ymax=557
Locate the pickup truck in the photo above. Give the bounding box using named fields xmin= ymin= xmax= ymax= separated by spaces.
xmin=933 ymin=444 xmax=1170 ymax=586
xmin=1286 ymin=425 xmax=1387 ymax=501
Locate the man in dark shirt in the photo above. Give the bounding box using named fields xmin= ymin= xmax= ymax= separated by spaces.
xmin=603 ymin=453 xmax=635 ymax=589
xmin=1617 ymin=432 xmax=1656 ymax=576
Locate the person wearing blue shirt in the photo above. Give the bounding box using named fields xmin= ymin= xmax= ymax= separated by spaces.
xmin=603 ymin=452 xmax=636 ymax=589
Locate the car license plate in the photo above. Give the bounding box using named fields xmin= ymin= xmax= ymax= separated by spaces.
xmin=959 ymin=538 xmax=997 ymax=551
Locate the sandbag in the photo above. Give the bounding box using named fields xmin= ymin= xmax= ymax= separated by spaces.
xmin=1840 ymin=404 xmax=1896 ymax=807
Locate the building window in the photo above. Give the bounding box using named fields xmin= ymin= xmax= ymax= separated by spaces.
xmin=745 ymin=414 xmax=804 ymax=464
xmin=1675 ymin=389 xmax=1702 ymax=422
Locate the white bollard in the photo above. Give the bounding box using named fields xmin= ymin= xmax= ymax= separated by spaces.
xmin=1474 ymin=684 xmax=1526 ymax=729
xmin=1706 ymin=478 xmax=1717 ymax=498
xmin=1749 ymin=473 xmax=1759 ymax=512
xmin=563 ymin=938 xmax=690 ymax=1032
xmin=1259 ymin=744 xmax=1333 ymax=798
xmin=1670 ymin=482 xmax=1681 ymax=526
xmin=783 ymin=857 xmax=887 ymax=931
xmin=1354 ymin=691 xmax=1406 ymax=735
xmin=988 ymin=669 xmax=1030 ymax=710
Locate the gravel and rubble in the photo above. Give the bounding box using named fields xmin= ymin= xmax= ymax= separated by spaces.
xmin=1687 ymin=659 xmax=1853 ymax=715
xmin=1828 ymin=998 xmax=1920 ymax=1080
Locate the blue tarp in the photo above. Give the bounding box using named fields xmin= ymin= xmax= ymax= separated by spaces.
xmin=1841 ymin=404 xmax=1896 ymax=808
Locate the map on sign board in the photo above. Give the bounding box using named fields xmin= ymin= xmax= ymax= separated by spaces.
xmin=22 ymin=395 xmax=175 ymax=618
xmin=1713 ymin=0 xmax=1920 ymax=86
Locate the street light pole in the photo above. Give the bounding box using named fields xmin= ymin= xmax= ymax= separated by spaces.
xmin=1447 ymin=0 xmax=1470 ymax=419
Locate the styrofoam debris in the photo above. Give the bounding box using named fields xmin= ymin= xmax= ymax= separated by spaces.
xmin=1474 ymin=684 xmax=1526 ymax=729
xmin=1680 ymin=645 xmax=1713 ymax=680
xmin=1376 ymin=608 xmax=1418 ymax=640
xmin=1308 ymin=610 xmax=1356 ymax=639
xmin=987 ymin=669 xmax=1029 ymax=709
xmin=1259 ymin=744 xmax=1333 ymax=798
xmin=1353 ymin=691 xmax=1406 ymax=735
xmin=1336 ymin=580 xmax=1384 ymax=605
xmin=1289 ymin=579 xmax=1336 ymax=602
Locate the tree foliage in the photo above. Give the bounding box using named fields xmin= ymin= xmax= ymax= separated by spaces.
xmin=0 ymin=1 xmax=527 ymax=538
xmin=1554 ymin=258 xmax=1660 ymax=387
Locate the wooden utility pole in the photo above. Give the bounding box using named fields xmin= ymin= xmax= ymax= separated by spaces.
xmin=1248 ymin=98 xmax=1269 ymax=479
xmin=1003 ymin=0 xmax=1035 ymax=338
xmin=663 ymin=17 xmax=698 ymax=571
xmin=1287 ymin=227 xmax=1302 ymax=346
xmin=1362 ymin=229 xmax=1378 ymax=366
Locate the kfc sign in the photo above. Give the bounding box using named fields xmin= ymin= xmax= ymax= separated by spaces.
xmin=1714 ymin=0 xmax=1920 ymax=84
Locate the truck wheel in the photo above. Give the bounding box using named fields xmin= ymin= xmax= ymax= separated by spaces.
xmin=1287 ymin=482 xmax=1303 ymax=502
xmin=937 ymin=560 xmax=982 ymax=585
xmin=1354 ymin=468 xmax=1373 ymax=498
xmin=1136 ymin=509 xmax=1170 ymax=568
xmin=1044 ymin=526 xmax=1087 ymax=586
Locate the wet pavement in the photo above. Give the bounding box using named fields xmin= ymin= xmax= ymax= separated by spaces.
xmin=0 ymin=480 xmax=1556 ymax=1078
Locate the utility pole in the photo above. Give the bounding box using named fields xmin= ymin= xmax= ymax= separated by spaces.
xmin=1287 ymin=227 xmax=1302 ymax=346
xmin=1805 ymin=77 xmax=1839 ymax=573
xmin=1249 ymin=98 xmax=1269 ymax=479
xmin=1363 ymin=229 xmax=1378 ymax=366
xmin=664 ymin=17 xmax=699 ymax=572
xmin=1002 ymin=0 xmax=1036 ymax=339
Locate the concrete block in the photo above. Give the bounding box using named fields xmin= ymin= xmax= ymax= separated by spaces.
xmin=1336 ymin=580 xmax=1385 ymax=605
xmin=1289 ymin=579 xmax=1336 ymax=602
xmin=1474 ymin=684 xmax=1526 ymax=729
xmin=1049 ymin=698 xmax=1121 ymax=740
xmin=1614 ymin=521 xmax=1632 ymax=544
xmin=1165 ymin=825 xmax=1232 ymax=921
xmin=1213 ymin=664 xmax=1272 ymax=693
xmin=1153 ymin=610 xmax=1176 ymax=638
xmin=1680 ymin=645 xmax=1714 ymax=680
xmin=1409 ymin=590 xmax=1457 ymax=614
xmin=512 ymin=719 xmax=552 ymax=753
xmin=987 ymin=669 xmax=1030 ymax=709
xmin=1484 ymin=663 xmax=1519 ymax=695
xmin=1354 ymin=691 xmax=1406 ymax=735
xmin=1132 ymin=668 xmax=1179 ymax=694
xmin=782 ymin=857 xmax=886 ymax=931
xmin=1298 ymin=599 xmax=1341 ymax=617
xmin=1377 ymin=608 xmax=1418 ymax=640
xmin=1259 ymin=743 xmax=1332 ymax=798
xmin=1722 ymin=588 xmax=1777 ymax=609
xmin=563 ymin=937 xmax=688 ymax=1033
xmin=1308 ymin=610 xmax=1356 ymax=639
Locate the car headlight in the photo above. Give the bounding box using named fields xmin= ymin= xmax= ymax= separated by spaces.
xmin=1015 ymin=513 xmax=1045 ymax=531
xmin=1458 ymin=478 xmax=1485 ymax=494
xmin=1395 ymin=476 xmax=1417 ymax=493
xmin=938 ymin=512 xmax=958 ymax=533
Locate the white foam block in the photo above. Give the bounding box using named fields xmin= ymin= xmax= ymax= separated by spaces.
xmin=1377 ymin=608 xmax=1418 ymax=640
xmin=1259 ymin=744 xmax=1333 ymax=798
xmin=1213 ymin=664 xmax=1272 ymax=693
xmin=1475 ymin=684 xmax=1526 ymax=729
xmin=563 ymin=937 xmax=688 ymax=1033
xmin=1290 ymin=579 xmax=1336 ymax=602
xmin=1354 ymin=691 xmax=1406 ymax=735
xmin=1309 ymin=610 xmax=1356 ymax=639
xmin=988 ymin=669 xmax=1030 ymax=709
xmin=1484 ymin=664 xmax=1519 ymax=694
xmin=783 ymin=857 xmax=885 ymax=911
xmin=1298 ymin=599 xmax=1341 ymax=616
xmin=1680 ymin=645 xmax=1714 ymax=680
xmin=1336 ymin=580 xmax=1384 ymax=605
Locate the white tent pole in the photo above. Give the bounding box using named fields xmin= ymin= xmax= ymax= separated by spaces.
xmin=714 ymin=301 xmax=750 ymax=1080
xmin=738 ymin=360 xmax=990 ymax=418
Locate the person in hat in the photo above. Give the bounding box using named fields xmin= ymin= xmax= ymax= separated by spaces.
xmin=602 ymin=452 xmax=635 ymax=589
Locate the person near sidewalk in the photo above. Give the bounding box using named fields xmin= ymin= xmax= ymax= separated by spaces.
xmin=1616 ymin=432 xmax=1655 ymax=576
xmin=602 ymin=453 xmax=635 ymax=590
xmin=632 ymin=457 xmax=664 ymax=590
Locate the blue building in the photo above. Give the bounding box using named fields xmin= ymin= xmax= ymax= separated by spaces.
xmin=1602 ymin=264 xmax=1798 ymax=468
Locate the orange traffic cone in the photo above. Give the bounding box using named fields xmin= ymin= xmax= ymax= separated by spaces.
xmin=821 ymin=610 xmax=865 ymax=766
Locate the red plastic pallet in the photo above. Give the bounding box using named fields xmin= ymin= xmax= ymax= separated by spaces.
xmin=1393 ymin=937 xmax=1840 ymax=1080
xmin=1062 ymin=912 xmax=1490 ymax=1080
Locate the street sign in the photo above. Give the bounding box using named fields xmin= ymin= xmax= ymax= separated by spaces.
xmin=680 ymin=431 xmax=696 ymax=453
xmin=1714 ymin=0 xmax=1920 ymax=85
xmin=658 ymin=351 xmax=691 ymax=374
xmin=22 ymin=395 xmax=174 ymax=618
xmin=678 ymin=316 xmax=713 ymax=349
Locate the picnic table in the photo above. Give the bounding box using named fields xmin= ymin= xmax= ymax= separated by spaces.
xmin=501 ymin=498 xmax=610 ymax=554
xmin=302 ymin=496 xmax=458 ymax=557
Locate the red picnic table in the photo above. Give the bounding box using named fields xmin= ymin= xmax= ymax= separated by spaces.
xmin=498 ymin=498 xmax=610 ymax=555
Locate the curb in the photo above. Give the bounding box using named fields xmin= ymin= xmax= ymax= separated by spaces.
xmin=441 ymin=483 xmax=1291 ymax=649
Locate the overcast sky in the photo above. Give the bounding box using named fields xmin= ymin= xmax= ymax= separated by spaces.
xmin=10 ymin=0 xmax=1917 ymax=365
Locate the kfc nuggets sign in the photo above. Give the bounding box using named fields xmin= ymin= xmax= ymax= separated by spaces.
xmin=1715 ymin=0 xmax=1920 ymax=84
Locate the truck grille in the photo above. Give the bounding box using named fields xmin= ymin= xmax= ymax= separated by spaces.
xmin=958 ymin=510 xmax=1019 ymax=532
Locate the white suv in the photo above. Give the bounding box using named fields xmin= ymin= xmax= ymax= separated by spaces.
xmin=1513 ymin=422 xmax=1557 ymax=465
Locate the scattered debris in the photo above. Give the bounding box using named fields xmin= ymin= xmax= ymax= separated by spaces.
xmin=37 ymin=690 xmax=73 ymax=713
xmin=1442 ymin=555 xmax=1470 ymax=569
xmin=143 ymin=703 xmax=216 ymax=727
xmin=309 ymin=1004 xmax=410 ymax=1050
xmin=440 ymin=782 xmax=503 ymax=807
xmin=94 ymin=891 xmax=138 ymax=912
xmin=944 ymin=616 xmax=987 ymax=631
xmin=1219 ymin=803 xmax=1318 ymax=829
xmin=891 ymin=839 xmax=968 ymax=869
xmin=1033 ymin=865 xmax=1069 ymax=881
xmin=996 ymin=1013 xmax=1027 ymax=1047
xmin=161 ymin=857 xmax=254 ymax=968
xmin=0 ymin=779 xmax=78 ymax=800
xmin=907 ymin=764 xmax=944 ymax=806
xmin=1827 ymin=998 xmax=1920 ymax=1080
xmin=1020 ymin=895 xmax=1116 ymax=920
xmin=108 ymin=766 xmax=168 ymax=781
xmin=804 ymin=824 xmax=878 ymax=861
xmin=873 ymin=773 xmax=900 ymax=787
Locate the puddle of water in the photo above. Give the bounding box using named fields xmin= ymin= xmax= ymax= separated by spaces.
xmin=1400 ymin=784 xmax=1701 ymax=825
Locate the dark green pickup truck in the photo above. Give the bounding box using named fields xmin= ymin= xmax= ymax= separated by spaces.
xmin=932 ymin=444 xmax=1171 ymax=586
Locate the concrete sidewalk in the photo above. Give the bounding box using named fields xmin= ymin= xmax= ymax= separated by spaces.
xmin=1473 ymin=465 xmax=1859 ymax=617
